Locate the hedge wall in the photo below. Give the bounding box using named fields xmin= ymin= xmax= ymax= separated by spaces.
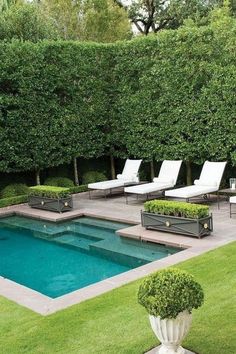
xmin=0 ymin=12 xmax=236 ymax=183
xmin=0 ymin=41 xmax=111 ymax=176
xmin=114 ymin=20 xmax=236 ymax=166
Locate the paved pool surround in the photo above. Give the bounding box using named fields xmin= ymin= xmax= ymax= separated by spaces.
xmin=0 ymin=190 xmax=235 ymax=315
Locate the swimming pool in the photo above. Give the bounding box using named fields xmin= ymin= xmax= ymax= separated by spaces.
xmin=0 ymin=216 xmax=181 ymax=298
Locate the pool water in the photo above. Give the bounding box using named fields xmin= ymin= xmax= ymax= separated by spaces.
xmin=0 ymin=216 xmax=181 ymax=298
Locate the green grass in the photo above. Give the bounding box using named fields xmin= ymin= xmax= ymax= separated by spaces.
xmin=1 ymin=242 xmax=236 ymax=354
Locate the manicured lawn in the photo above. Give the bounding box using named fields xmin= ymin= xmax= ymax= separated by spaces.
xmin=1 ymin=242 xmax=236 ymax=354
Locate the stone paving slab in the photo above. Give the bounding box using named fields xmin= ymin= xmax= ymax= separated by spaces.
xmin=0 ymin=192 xmax=235 ymax=315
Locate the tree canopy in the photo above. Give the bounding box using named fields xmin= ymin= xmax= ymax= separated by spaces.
xmin=0 ymin=3 xmax=58 ymax=41
xmin=39 ymin=0 xmax=131 ymax=42
xmin=116 ymin=0 xmax=235 ymax=35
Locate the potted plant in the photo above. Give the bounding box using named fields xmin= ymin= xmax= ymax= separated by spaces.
xmin=141 ymin=200 xmax=213 ymax=238
xmin=28 ymin=185 xmax=73 ymax=213
xmin=138 ymin=268 xmax=204 ymax=354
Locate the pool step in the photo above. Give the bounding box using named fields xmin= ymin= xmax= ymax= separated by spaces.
xmin=89 ymin=238 xmax=172 ymax=266
xmin=72 ymin=217 xmax=130 ymax=232
xmin=53 ymin=232 xmax=96 ymax=251
xmin=71 ymin=223 xmax=115 ymax=240
xmin=0 ymin=216 xmax=67 ymax=236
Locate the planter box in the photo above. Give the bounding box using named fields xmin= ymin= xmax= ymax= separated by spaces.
xmin=141 ymin=211 xmax=213 ymax=238
xmin=28 ymin=196 xmax=73 ymax=213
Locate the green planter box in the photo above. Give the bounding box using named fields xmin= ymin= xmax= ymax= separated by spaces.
xmin=28 ymin=196 xmax=73 ymax=213
xmin=141 ymin=211 xmax=213 ymax=238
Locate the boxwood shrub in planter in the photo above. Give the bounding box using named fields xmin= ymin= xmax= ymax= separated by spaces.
xmin=141 ymin=200 xmax=213 ymax=238
xmin=138 ymin=268 xmax=204 ymax=354
xmin=28 ymin=186 xmax=73 ymax=213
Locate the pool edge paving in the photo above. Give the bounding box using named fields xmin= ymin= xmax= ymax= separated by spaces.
xmin=0 ymin=192 xmax=235 ymax=315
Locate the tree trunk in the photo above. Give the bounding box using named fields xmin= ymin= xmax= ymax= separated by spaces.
xmin=73 ymin=157 xmax=79 ymax=185
xmin=186 ymin=160 xmax=192 ymax=186
xmin=110 ymin=154 xmax=116 ymax=179
xmin=150 ymin=159 xmax=155 ymax=180
xmin=36 ymin=169 xmax=41 ymax=185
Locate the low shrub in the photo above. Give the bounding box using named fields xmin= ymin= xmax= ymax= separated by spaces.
xmin=29 ymin=186 xmax=71 ymax=199
xmin=0 ymin=195 xmax=28 ymax=208
xmin=138 ymin=268 xmax=204 ymax=319
xmin=82 ymin=171 xmax=107 ymax=185
xmin=144 ymin=200 xmax=209 ymax=219
xmin=69 ymin=185 xmax=88 ymax=194
xmin=1 ymin=183 xmax=29 ymax=198
xmin=44 ymin=177 xmax=74 ymax=188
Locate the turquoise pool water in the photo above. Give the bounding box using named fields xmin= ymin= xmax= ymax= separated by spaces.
xmin=0 ymin=216 xmax=181 ymax=298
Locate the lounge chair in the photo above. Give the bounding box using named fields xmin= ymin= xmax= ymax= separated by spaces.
xmin=165 ymin=161 xmax=227 ymax=205
xmin=88 ymin=159 xmax=142 ymax=198
xmin=124 ymin=160 xmax=182 ymax=204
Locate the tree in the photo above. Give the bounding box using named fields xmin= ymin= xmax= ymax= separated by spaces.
xmin=39 ymin=0 xmax=82 ymax=40
xmin=81 ymin=0 xmax=131 ymax=42
xmin=0 ymin=0 xmax=20 ymax=12
xmin=40 ymin=0 xmax=131 ymax=42
xmin=115 ymin=0 xmax=230 ymax=35
xmin=0 ymin=3 xmax=58 ymax=41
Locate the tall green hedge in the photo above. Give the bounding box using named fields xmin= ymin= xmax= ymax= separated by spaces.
xmin=114 ymin=17 xmax=236 ymax=166
xmin=0 ymin=41 xmax=111 ymax=177
xmin=0 ymin=11 xmax=235 ymax=181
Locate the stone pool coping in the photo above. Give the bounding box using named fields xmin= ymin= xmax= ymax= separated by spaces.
xmin=0 ymin=197 xmax=234 ymax=315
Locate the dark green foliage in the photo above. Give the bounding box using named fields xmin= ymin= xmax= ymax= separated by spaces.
xmin=144 ymin=200 xmax=209 ymax=219
xmin=82 ymin=171 xmax=107 ymax=184
xmin=29 ymin=186 xmax=71 ymax=199
xmin=0 ymin=195 xmax=28 ymax=208
xmin=0 ymin=40 xmax=109 ymax=176
xmin=44 ymin=177 xmax=74 ymax=188
xmin=1 ymin=183 xmax=29 ymax=198
xmin=138 ymin=268 xmax=204 ymax=319
xmin=69 ymin=185 xmax=88 ymax=194
xmin=0 ymin=3 xmax=58 ymax=42
xmin=0 ymin=9 xmax=235 ymax=183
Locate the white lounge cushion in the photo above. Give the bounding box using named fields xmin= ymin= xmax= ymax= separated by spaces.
xmin=198 ymin=161 xmax=226 ymax=188
xmin=117 ymin=174 xmax=139 ymax=182
xmin=230 ymin=196 xmax=236 ymax=203
xmin=88 ymin=179 xmax=128 ymax=190
xmin=158 ymin=160 xmax=182 ymax=185
xmin=122 ymin=159 xmax=142 ymax=177
xmin=125 ymin=182 xmax=173 ymax=195
xmin=194 ymin=179 xmax=218 ymax=187
xmin=165 ymin=185 xmax=218 ymax=198
xmin=153 ymin=177 xmax=174 ymax=185
xmin=88 ymin=158 xmax=142 ymax=191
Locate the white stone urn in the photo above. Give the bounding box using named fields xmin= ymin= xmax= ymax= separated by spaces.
xmin=149 ymin=310 xmax=192 ymax=354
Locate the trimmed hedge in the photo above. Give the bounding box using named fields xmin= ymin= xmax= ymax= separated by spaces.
xmin=0 ymin=12 xmax=235 ymax=180
xmin=44 ymin=177 xmax=74 ymax=188
xmin=69 ymin=185 xmax=88 ymax=194
xmin=1 ymin=183 xmax=29 ymax=198
xmin=29 ymin=186 xmax=71 ymax=199
xmin=0 ymin=195 xmax=28 ymax=208
xmin=138 ymin=268 xmax=204 ymax=319
xmin=144 ymin=200 xmax=209 ymax=219
xmin=82 ymin=171 xmax=107 ymax=184
xmin=0 ymin=40 xmax=110 ymax=176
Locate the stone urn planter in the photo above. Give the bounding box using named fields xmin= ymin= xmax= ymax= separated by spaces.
xmin=138 ymin=269 xmax=204 ymax=354
xmin=142 ymin=200 xmax=213 ymax=238
xmin=149 ymin=310 xmax=192 ymax=354
xmin=28 ymin=185 xmax=73 ymax=213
